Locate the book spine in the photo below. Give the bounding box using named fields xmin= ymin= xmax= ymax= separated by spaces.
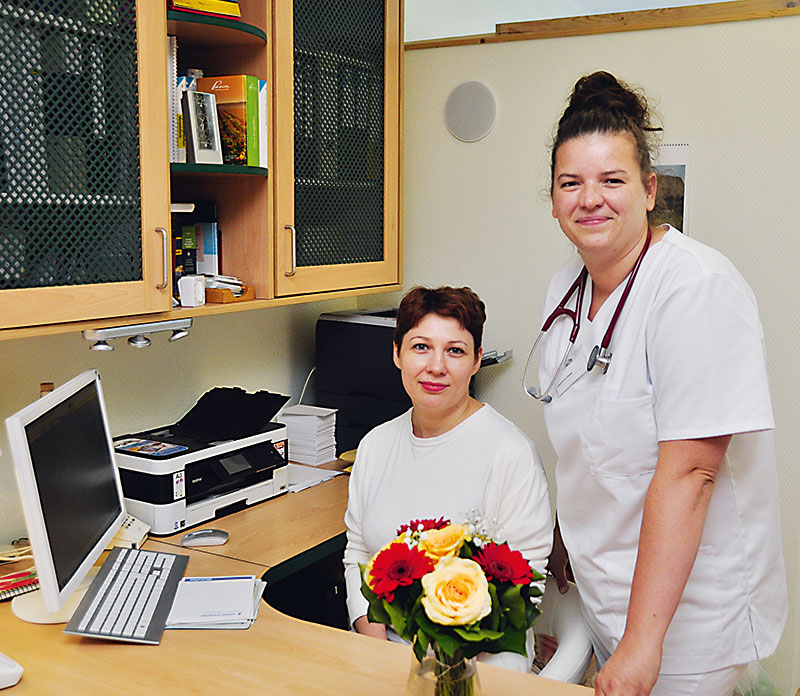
xmin=174 ymin=76 xmax=196 ymax=164
xmin=195 ymin=222 xmax=219 ymax=276
xmin=169 ymin=0 xmax=241 ymax=17
xmin=246 ymin=75 xmax=259 ymax=167
xmin=180 ymin=91 xmax=195 ymax=163
xmin=181 ymin=224 xmax=198 ymax=276
xmin=258 ymin=79 xmax=268 ymax=168
xmin=168 ymin=36 xmax=179 ymax=162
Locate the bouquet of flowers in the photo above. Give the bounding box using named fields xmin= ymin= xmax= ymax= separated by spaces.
xmin=360 ymin=516 xmax=544 ymax=696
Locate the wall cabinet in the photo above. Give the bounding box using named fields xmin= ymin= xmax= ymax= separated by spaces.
xmin=0 ymin=0 xmax=402 ymax=335
xmin=273 ymin=0 xmax=402 ymax=296
xmin=0 ymin=1 xmax=171 ymax=330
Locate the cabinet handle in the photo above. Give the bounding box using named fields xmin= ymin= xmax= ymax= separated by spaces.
xmin=156 ymin=227 xmax=169 ymax=289
xmin=285 ymin=224 xmax=297 ymax=277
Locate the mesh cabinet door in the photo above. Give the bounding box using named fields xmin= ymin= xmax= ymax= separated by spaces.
xmin=0 ymin=1 xmax=170 ymax=329
xmin=274 ymin=0 xmax=401 ymax=296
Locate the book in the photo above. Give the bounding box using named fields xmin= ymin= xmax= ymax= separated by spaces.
xmin=258 ymin=79 xmax=268 ymax=168
xmin=0 ymin=571 xmax=39 ymax=602
xmin=196 ymin=75 xmax=259 ymax=166
xmin=173 ymin=75 xmax=196 ymax=163
xmin=168 ymin=0 xmax=241 ymax=19
xmin=172 ymin=201 xmax=217 ymax=297
xmin=195 ymin=222 xmax=219 ymax=276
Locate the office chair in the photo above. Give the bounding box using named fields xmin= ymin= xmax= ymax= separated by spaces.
xmin=536 ymin=577 xmax=594 ymax=684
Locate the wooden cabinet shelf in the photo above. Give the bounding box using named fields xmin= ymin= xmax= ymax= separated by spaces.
xmin=166 ymin=10 xmax=267 ymax=45
xmin=170 ymin=163 xmax=268 ymax=176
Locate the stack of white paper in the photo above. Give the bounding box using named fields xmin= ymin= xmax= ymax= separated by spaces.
xmin=280 ymin=405 xmax=337 ymax=466
xmin=166 ymin=575 xmax=266 ymax=630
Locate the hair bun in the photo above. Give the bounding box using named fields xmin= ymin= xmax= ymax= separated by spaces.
xmin=568 ymin=71 xmax=649 ymax=129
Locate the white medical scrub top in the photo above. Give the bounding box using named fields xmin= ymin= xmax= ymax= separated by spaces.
xmin=539 ymin=227 xmax=787 ymax=674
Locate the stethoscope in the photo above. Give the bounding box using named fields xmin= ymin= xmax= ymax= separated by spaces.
xmin=523 ymin=227 xmax=652 ymax=403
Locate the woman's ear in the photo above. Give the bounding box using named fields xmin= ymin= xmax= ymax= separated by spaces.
xmin=646 ymin=171 xmax=658 ymax=211
xmin=393 ymin=344 xmax=401 ymax=369
xmin=471 ymin=347 xmax=483 ymax=376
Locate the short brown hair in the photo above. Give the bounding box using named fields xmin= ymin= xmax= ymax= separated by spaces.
xmin=393 ymin=286 xmax=486 ymax=357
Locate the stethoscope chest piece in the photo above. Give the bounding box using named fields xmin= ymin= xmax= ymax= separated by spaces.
xmin=587 ymin=344 xmax=612 ymax=374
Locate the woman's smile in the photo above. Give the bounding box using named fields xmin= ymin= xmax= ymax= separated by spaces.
xmin=420 ymin=381 xmax=447 ymax=393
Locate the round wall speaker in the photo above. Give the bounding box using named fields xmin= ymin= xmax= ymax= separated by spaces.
xmin=444 ymin=81 xmax=497 ymax=142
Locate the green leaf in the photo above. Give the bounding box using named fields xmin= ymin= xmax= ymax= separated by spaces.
xmin=367 ymin=601 xmax=390 ymax=625
xmin=413 ymin=629 xmax=430 ymax=661
xmin=485 ymin=583 xmax=500 ymax=632
xmin=500 ymin=584 xmax=527 ymax=630
xmin=415 ymin=614 xmax=463 ymax=658
xmin=383 ymin=597 xmax=408 ymax=637
xmin=479 ymin=626 xmax=528 ymax=656
xmin=453 ymin=626 xmax=504 ymax=642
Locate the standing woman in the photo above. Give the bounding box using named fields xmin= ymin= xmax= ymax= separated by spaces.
xmin=531 ymin=72 xmax=786 ymax=696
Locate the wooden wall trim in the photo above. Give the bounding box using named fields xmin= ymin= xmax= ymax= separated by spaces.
xmin=405 ymin=0 xmax=800 ymax=50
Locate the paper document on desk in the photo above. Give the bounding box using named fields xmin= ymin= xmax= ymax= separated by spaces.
xmin=166 ymin=575 xmax=265 ymax=630
xmin=288 ymin=463 xmax=344 ymax=493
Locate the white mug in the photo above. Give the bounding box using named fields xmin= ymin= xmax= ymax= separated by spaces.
xmin=178 ymin=275 xmax=206 ymax=307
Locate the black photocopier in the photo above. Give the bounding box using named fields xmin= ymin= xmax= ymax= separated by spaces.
xmin=315 ymin=309 xmax=409 ymax=454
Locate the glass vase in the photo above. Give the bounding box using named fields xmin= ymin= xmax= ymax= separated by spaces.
xmin=405 ymin=644 xmax=483 ymax=696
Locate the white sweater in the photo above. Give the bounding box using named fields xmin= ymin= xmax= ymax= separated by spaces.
xmin=343 ymin=404 xmax=553 ymax=631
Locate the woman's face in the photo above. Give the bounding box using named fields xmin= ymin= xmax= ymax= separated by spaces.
xmin=551 ymin=132 xmax=657 ymax=263
xmin=393 ymin=313 xmax=481 ymax=417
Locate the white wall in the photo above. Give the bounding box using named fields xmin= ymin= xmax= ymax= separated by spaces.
xmin=404 ymin=0 xmax=722 ymax=41
xmin=0 ymin=298 xmax=357 ymax=542
xmin=392 ymin=14 xmax=800 ymax=694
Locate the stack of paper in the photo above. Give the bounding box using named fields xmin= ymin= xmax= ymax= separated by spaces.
xmin=279 ymin=405 xmax=337 ymax=466
xmin=166 ymin=575 xmax=265 ymax=630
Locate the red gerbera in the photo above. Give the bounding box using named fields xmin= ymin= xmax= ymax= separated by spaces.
xmin=396 ymin=517 xmax=450 ymax=536
xmin=368 ymin=541 xmax=435 ymax=602
xmin=473 ymin=542 xmax=533 ymax=585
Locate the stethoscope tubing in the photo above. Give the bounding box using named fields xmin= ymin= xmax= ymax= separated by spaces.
xmin=524 ymin=227 xmax=653 ymax=401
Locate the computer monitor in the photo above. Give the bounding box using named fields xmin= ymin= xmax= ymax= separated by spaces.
xmin=5 ymin=369 xmax=126 ymax=623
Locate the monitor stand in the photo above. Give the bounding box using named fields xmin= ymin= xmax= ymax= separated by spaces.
xmin=11 ymin=568 xmax=97 ymax=625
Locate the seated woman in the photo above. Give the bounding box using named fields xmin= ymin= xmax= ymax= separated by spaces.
xmin=343 ymin=285 xmax=553 ymax=672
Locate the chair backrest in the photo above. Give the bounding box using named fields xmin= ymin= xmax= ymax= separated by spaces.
xmin=535 ymin=578 xmax=594 ymax=684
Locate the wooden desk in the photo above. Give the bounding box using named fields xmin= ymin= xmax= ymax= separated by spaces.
xmin=0 ymin=477 xmax=590 ymax=695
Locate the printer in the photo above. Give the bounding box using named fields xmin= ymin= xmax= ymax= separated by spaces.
xmin=315 ymin=309 xmax=410 ymax=454
xmin=113 ymin=387 xmax=290 ymax=535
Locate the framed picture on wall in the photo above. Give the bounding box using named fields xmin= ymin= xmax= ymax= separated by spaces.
xmin=181 ymin=91 xmax=223 ymax=165
xmin=652 ymin=143 xmax=691 ymax=236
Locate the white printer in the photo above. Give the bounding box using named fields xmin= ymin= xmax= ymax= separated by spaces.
xmin=113 ymin=388 xmax=290 ymax=535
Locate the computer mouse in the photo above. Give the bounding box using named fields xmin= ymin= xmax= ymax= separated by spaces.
xmin=0 ymin=651 xmax=23 ymax=689
xmin=180 ymin=528 xmax=229 ymax=547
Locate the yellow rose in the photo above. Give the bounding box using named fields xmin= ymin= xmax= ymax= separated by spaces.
xmin=421 ymin=556 xmax=491 ymax=626
xmin=418 ymin=524 xmax=468 ymax=561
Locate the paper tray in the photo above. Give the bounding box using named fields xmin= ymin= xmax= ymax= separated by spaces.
xmin=205 ymin=285 xmax=255 ymax=303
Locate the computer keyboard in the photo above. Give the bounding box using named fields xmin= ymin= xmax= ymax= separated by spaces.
xmin=64 ymin=546 xmax=188 ymax=644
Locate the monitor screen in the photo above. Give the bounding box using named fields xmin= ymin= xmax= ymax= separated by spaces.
xmin=5 ymin=370 xmax=125 ymax=615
